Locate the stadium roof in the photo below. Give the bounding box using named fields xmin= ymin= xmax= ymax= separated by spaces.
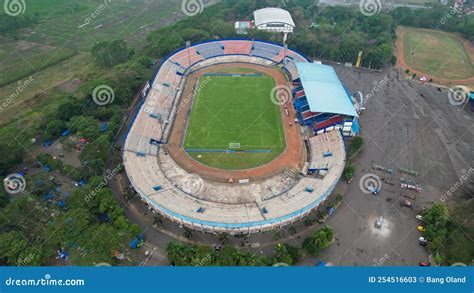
xmin=253 ymin=8 xmax=295 ymax=27
xmin=295 ymin=62 xmax=358 ymax=117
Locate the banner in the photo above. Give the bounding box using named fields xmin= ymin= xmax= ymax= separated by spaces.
xmin=0 ymin=266 xmax=472 ymax=292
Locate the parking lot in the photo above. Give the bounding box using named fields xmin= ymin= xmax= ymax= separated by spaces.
xmin=319 ymin=65 xmax=473 ymax=266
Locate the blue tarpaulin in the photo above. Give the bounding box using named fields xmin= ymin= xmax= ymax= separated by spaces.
xmin=99 ymin=213 xmax=110 ymax=222
xmin=129 ymin=239 xmax=143 ymax=249
xmin=100 ymin=123 xmax=109 ymax=132
xmin=43 ymin=141 xmax=53 ymax=148
xmin=43 ymin=191 xmax=54 ymax=201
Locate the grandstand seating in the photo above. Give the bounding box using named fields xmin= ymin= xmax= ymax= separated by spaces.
xmin=251 ymin=42 xmax=282 ymax=60
xmin=282 ymin=58 xmax=299 ymax=80
xmin=295 ymin=90 xmax=305 ymax=99
xmin=302 ymin=111 xmax=317 ymax=120
xmin=170 ymin=48 xmax=203 ymax=68
xmin=273 ymin=48 xmax=287 ymax=63
xmin=313 ymin=116 xmax=343 ymax=132
xmin=307 ymin=130 xmax=344 ymax=174
xmin=222 ymin=40 xmax=252 ymax=55
xmin=195 ymin=42 xmax=225 ymax=59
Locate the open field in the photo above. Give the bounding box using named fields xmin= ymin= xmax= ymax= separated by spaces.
xmin=17 ymin=0 xmax=183 ymax=51
xmin=0 ymin=53 xmax=90 ymax=125
xmin=0 ymin=0 xmax=184 ymax=125
xmin=0 ymin=41 xmax=77 ymax=87
xmin=396 ymin=26 xmax=474 ymax=85
xmin=183 ymin=73 xmax=286 ymax=170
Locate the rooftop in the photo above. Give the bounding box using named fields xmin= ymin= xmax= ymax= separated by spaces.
xmin=295 ymin=62 xmax=359 ymax=117
xmin=253 ymin=7 xmax=295 ymax=27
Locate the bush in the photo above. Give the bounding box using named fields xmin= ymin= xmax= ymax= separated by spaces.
xmin=343 ymin=164 xmax=355 ymax=181
xmin=347 ymin=136 xmax=364 ymax=160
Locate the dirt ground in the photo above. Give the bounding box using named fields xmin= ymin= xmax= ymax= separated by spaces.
xmin=395 ymin=26 xmax=474 ymax=87
xmin=166 ymin=63 xmax=305 ymax=182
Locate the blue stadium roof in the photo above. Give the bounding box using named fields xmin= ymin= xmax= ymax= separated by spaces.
xmin=295 ymin=62 xmax=358 ymax=117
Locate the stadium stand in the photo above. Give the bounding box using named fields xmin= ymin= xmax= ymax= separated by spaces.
xmin=282 ymin=57 xmax=299 ymax=81
xmin=307 ymin=130 xmax=342 ymax=174
xmin=251 ymin=42 xmax=283 ymax=60
xmin=123 ymin=39 xmax=351 ymax=233
xmin=222 ymin=40 xmax=253 ymax=55
xmin=195 ymin=42 xmax=225 ymax=59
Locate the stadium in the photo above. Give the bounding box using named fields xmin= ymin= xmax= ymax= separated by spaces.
xmin=122 ymin=38 xmax=362 ymax=234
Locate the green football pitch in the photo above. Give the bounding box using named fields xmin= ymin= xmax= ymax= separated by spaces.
xmin=183 ymin=73 xmax=286 ymax=170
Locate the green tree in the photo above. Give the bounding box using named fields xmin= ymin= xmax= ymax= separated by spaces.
xmin=44 ymin=119 xmax=66 ymax=140
xmin=273 ymin=243 xmax=300 ymax=265
xmin=422 ymin=203 xmax=449 ymax=253
xmin=302 ymin=226 xmax=334 ymax=256
xmin=92 ymin=40 xmax=133 ymax=68
xmin=68 ymin=116 xmax=100 ymax=140
xmin=0 ymin=231 xmax=29 ymax=265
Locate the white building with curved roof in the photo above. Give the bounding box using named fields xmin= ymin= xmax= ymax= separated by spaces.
xmin=253 ymin=7 xmax=295 ymax=33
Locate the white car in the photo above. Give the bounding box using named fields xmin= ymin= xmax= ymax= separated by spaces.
xmin=375 ymin=217 xmax=384 ymax=229
xmin=416 ymin=215 xmax=423 ymax=221
xmin=418 ymin=237 xmax=427 ymax=243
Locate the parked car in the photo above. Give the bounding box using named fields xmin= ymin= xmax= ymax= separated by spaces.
xmin=419 ymin=262 xmax=431 ymax=266
xmin=417 ymin=225 xmax=426 ymax=232
xmin=416 ymin=215 xmax=423 ymax=221
xmin=418 ymin=237 xmax=427 ymax=246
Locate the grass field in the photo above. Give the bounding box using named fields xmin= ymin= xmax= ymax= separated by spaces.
xmin=402 ymin=28 xmax=474 ymax=80
xmin=17 ymin=0 xmax=183 ymax=52
xmin=183 ymin=73 xmax=286 ymax=170
xmin=0 ymin=0 xmax=184 ymax=125
xmin=0 ymin=41 xmax=77 ymax=87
